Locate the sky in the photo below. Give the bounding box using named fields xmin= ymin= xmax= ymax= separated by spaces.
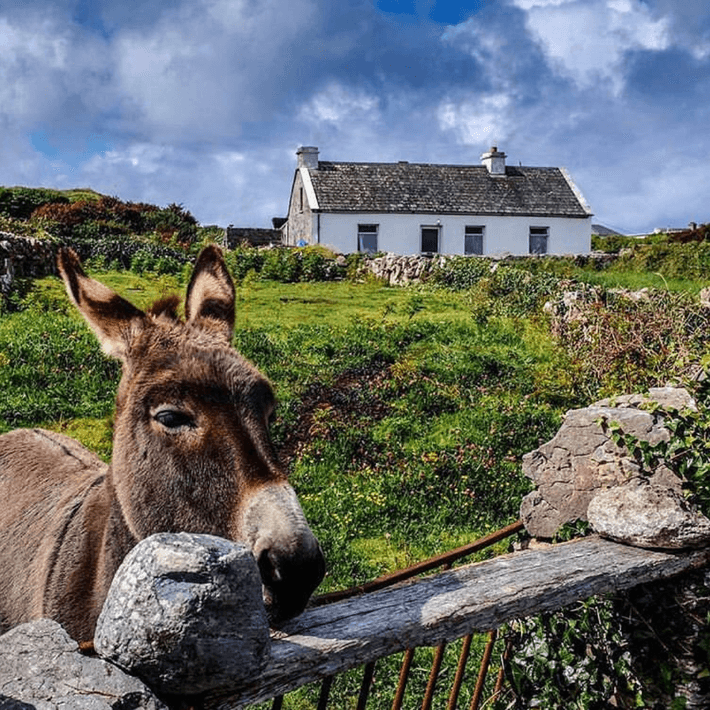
xmin=0 ymin=0 xmax=708 ymax=235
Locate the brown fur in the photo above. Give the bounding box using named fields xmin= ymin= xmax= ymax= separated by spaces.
xmin=0 ymin=245 xmax=324 ymax=642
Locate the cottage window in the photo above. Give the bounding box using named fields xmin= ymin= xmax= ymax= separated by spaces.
xmin=465 ymin=226 xmax=484 ymax=255
xmin=529 ymin=226 xmax=549 ymax=255
xmin=357 ymin=224 xmax=379 ymax=253
xmin=421 ymin=226 xmax=440 ymax=254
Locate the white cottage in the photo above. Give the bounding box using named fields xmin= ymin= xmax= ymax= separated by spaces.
xmin=282 ymin=146 xmax=593 ymax=256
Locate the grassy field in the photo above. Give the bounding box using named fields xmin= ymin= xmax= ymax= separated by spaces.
xmin=2 ymin=251 xmax=710 ymax=708
xmin=0 ymin=270 xmax=573 ymax=587
xmin=3 ymin=258 xmax=708 ymax=589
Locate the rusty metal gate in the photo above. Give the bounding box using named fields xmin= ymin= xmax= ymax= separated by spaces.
xmin=264 ymin=521 xmax=524 ymax=710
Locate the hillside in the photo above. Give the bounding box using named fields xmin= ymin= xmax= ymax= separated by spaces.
xmin=2 ymin=186 xmax=710 ymax=707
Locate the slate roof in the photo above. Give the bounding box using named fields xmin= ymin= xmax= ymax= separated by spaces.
xmin=308 ymin=161 xmax=592 ymax=218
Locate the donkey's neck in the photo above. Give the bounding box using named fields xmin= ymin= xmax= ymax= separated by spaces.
xmin=43 ymin=466 xmax=138 ymax=642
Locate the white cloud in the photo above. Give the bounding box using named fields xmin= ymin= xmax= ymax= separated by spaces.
xmin=512 ymin=0 xmax=670 ymax=94
xmin=437 ymin=93 xmax=513 ymax=147
xmin=0 ymin=15 xmax=110 ymax=125
xmin=77 ymin=141 xmax=291 ymax=226
xmin=298 ymin=83 xmax=381 ymax=125
xmin=113 ymin=0 xmax=318 ymax=140
xmin=512 ymin=0 xmax=567 ymax=8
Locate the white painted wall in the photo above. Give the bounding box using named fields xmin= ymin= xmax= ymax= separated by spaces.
xmin=312 ymin=212 xmax=591 ymax=256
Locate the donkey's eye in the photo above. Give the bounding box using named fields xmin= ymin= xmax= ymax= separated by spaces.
xmin=153 ymin=409 xmax=195 ymax=430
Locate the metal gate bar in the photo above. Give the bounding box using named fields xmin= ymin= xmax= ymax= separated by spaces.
xmin=469 ymin=629 xmax=498 ymax=710
xmin=391 ymin=648 xmax=416 ymax=710
xmin=421 ymin=642 xmax=447 ymax=710
xmin=317 ymin=676 xmax=334 ymax=710
xmin=446 ymin=634 xmax=473 ymax=710
xmin=357 ymin=661 xmax=377 ymax=710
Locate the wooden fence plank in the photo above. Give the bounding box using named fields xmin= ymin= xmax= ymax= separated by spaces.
xmin=206 ymin=536 xmax=710 ymax=709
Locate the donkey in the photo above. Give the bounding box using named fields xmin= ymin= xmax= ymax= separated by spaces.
xmin=0 ymin=245 xmax=325 ymax=643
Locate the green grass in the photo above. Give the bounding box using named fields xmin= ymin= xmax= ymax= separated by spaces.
xmin=0 ymin=270 xmax=574 ymax=592
xmin=235 ymin=279 xmax=473 ymax=330
xmin=577 ymin=269 xmax=708 ymax=294
xmin=2 ymin=261 xmax=705 ymax=595
xmin=2 ymin=254 xmax=708 ymax=709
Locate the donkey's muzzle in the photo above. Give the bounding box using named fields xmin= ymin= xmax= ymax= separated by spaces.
xmin=243 ymin=483 xmax=326 ymax=625
xmin=258 ymin=538 xmax=325 ymax=625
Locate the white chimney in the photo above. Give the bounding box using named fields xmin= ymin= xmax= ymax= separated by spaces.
xmin=481 ymin=146 xmax=506 ymax=175
xmin=297 ymin=146 xmax=319 ymax=170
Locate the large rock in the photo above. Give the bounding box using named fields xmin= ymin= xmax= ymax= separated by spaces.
xmin=0 ymin=618 xmax=166 ymax=710
xmin=95 ymin=532 xmax=271 ymax=696
xmin=588 ymin=477 xmax=710 ymax=549
xmin=520 ymin=387 xmax=697 ymax=539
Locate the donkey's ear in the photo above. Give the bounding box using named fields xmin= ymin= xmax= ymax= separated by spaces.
xmin=57 ymin=248 xmax=144 ymax=360
xmin=184 ymin=245 xmax=235 ymax=340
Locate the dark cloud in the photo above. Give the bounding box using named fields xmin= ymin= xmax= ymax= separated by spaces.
xmin=0 ymin=0 xmax=707 ymax=233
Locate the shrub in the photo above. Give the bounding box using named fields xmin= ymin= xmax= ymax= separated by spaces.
xmin=502 ymin=596 xmax=643 ymax=708
xmin=142 ymin=202 xmax=198 ymax=244
xmin=260 ymin=248 xmax=302 ymax=282
xmin=591 ymin=233 xmax=640 ymax=253
xmin=224 ymin=245 xmax=345 ymax=284
xmin=610 ymin=239 xmax=710 ymax=281
xmin=0 ymin=187 xmax=68 ymax=220
xmin=549 ymin=285 xmax=710 ymax=398
xmin=224 ymin=245 xmax=266 ymax=280
xmin=430 ymin=255 xmax=492 ymax=290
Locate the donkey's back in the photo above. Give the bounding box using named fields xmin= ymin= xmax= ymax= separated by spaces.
xmin=0 ymin=428 xmax=111 ymax=634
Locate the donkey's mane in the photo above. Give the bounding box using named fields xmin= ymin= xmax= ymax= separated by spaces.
xmin=148 ymin=294 xmax=181 ymax=321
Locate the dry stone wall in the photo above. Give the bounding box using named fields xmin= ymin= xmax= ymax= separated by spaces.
xmin=357 ymin=251 xmax=615 ymax=286
xmin=0 ymin=233 xmax=55 ymax=295
xmin=521 ymin=387 xmax=710 ymax=548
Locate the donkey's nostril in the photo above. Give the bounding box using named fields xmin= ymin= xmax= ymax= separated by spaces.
xmin=257 ymin=547 xmax=282 ymax=586
xmin=254 ymin=541 xmax=325 ymax=626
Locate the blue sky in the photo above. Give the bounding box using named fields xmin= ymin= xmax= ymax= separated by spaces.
xmin=0 ymin=0 xmax=708 ymax=234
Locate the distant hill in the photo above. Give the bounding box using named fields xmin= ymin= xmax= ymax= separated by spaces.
xmin=592 ymin=223 xmax=624 ymax=237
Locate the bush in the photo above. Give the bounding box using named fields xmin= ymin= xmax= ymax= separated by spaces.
xmin=131 ymin=248 xmax=184 ymax=276
xmin=550 ymin=285 xmax=710 ymax=398
xmin=0 ymin=187 xmax=68 ymax=220
xmin=224 ymin=245 xmax=345 ymax=284
xmin=610 ymin=239 xmax=710 ymax=281
xmin=224 ymin=245 xmax=266 ymax=280
xmin=591 ymin=233 xmax=640 ymax=253
xmin=430 ymin=256 xmax=492 ymax=290
xmin=473 ymin=267 xmax=562 ymax=317
xmin=260 ymin=248 xmax=302 ymax=282
xmin=142 ymin=202 xmax=198 ymax=244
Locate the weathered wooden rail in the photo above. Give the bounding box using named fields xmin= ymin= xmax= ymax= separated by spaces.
xmin=204 ymin=535 xmax=710 ymax=708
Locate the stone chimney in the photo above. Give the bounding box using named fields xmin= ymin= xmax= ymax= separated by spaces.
xmin=481 ymin=146 xmax=506 ymax=176
xmin=297 ymin=146 xmax=319 ymax=170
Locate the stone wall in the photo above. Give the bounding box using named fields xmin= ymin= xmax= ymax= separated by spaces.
xmin=0 ymin=233 xmax=56 ymax=295
xmin=225 ymin=227 xmax=282 ymax=249
xmin=358 ymin=251 xmax=616 ymax=286
xmin=362 ymin=253 xmax=445 ymax=285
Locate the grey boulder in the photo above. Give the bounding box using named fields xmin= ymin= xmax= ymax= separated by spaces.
xmin=588 ymin=477 xmax=710 ymax=549
xmin=0 ymin=618 xmax=166 ymax=710
xmin=94 ymin=532 xmax=271 ymax=696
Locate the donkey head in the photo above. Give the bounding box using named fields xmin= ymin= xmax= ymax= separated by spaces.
xmin=58 ymin=245 xmax=325 ymax=623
